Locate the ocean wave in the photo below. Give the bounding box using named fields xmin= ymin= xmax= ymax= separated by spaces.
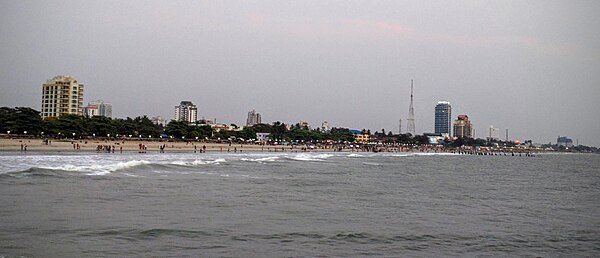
xmin=39 ymin=160 xmax=151 ymax=175
xmin=76 ymin=228 xmax=224 ymax=239
xmin=0 ymin=167 xmax=67 ymax=178
xmin=410 ymin=152 xmax=459 ymax=156
xmin=170 ymin=158 xmax=226 ymax=166
xmin=287 ymin=153 xmax=334 ymax=162
xmin=387 ymin=152 xmax=459 ymax=157
xmin=240 ymin=156 xmax=280 ymax=163
xmin=347 ymin=153 xmax=364 ymax=157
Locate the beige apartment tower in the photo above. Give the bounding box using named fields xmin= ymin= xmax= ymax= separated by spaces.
xmin=453 ymin=114 xmax=474 ymax=138
xmin=41 ymin=75 xmax=84 ymax=119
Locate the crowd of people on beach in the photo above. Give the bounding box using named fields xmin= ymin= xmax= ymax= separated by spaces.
xmin=96 ymin=145 xmax=118 ymax=153
xmin=7 ymin=138 xmax=541 ymax=157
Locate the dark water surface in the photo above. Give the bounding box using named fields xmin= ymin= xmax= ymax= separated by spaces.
xmin=1 ymin=152 xmax=599 ymax=257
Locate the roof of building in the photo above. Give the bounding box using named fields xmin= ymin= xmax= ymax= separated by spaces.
xmin=46 ymin=75 xmax=78 ymax=84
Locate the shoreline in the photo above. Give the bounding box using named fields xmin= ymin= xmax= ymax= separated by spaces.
xmin=0 ymin=138 xmax=553 ymax=155
xmin=0 ymin=138 xmax=347 ymax=153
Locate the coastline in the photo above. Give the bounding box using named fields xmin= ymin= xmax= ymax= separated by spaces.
xmin=0 ymin=138 xmax=556 ymax=155
xmin=0 ymin=138 xmax=341 ymax=153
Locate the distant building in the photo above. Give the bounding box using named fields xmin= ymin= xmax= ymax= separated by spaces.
xmin=488 ymin=125 xmax=500 ymax=141
xmin=83 ymin=100 xmax=112 ymax=118
xmin=41 ymin=75 xmax=84 ymax=118
xmin=298 ymin=120 xmax=309 ymax=129
xmin=174 ymin=101 xmax=198 ymax=124
xmin=434 ymin=101 xmax=452 ymax=136
xmin=350 ymin=129 xmax=369 ymax=143
xmin=453 ymin=115 xmax=473 ymax=138
xmin=424 ymin=133 xmax=445 ymax=145
xmin=557 ymin=136 xmax=574 ymax=147
xmin=197 ymin=118 xmax=214 ymax=125
xmin=151 ymin=116 xmax=167 ymax=127
xmin=246 ymin=109 xmax=261 ymax=126
xmin=321 ymin=121 xmax=330 ymax=132
xmin=256 ymin=132 xmax=270 ymax=142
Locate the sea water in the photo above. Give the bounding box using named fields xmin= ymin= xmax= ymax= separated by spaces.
xmin=1 ymin=152 xmax=599 ymax=257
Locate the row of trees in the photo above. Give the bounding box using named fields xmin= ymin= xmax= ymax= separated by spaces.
xmin=1 ymin=107 xmax=162 ymax=138
xmin=0 ymin=107 xmax=357 ymax=142
xmin=1 ymin=106 xmax=495 ymax=146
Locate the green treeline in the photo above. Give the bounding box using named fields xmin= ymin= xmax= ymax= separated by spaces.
xmin=0 ymin=107 xmax=357 ymax=142
xmin=0 ymin=106 xmax=467 ymax=145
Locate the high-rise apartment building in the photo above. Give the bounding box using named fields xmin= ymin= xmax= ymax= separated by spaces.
xmin=174 ymin=101 xmax=198 ymax=124
xmin=488 ymin=125 xmax=500 ymax=141
xmin=434 ymin=101 xmax=452 ymax=136
xmin=41 ymin=75 xmax=84 ymax=118
xmin=246 ymin=109 xmax=261 ymax=126
xmin=321 ymin=121 xmax=331 ymax=132
xmin=453 ymin=114 xmax=473 ymax=138
xmin=83 ymin=100 xmax=112 ymax=118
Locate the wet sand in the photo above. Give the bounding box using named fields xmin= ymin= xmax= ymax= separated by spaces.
xmin=0 ymin=138 xmax=333 ymax=153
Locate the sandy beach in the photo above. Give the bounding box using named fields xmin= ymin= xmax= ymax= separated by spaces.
xmin=0 ymin=138 xmax=339 ymax=153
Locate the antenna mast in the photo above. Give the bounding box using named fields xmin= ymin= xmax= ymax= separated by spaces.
xmin=398 ymin=119 xmax=402 ymax=134
xmin=407 ymin=80 xmax=416 ymax=135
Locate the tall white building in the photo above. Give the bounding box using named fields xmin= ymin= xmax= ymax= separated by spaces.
xmin=174 ymin=101 xmax=198 ymax=124
xmin=83 ymin=100 xmax=112 ymax=118
xmin=488 ymin=126 xmax=500 ymax=141
xmin=151 ymin=116 xmax=167 ymax=127
xmin=321 ymin=121 xmax=331 ymax=132
xmin=246 ymin=109 xmax=261 ymax=126
xmin=41 ymin=75 xmax=84 ymax=118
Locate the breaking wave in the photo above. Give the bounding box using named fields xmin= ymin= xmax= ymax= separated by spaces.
xmin=41 ymin=160 xmax=151 ymax=175
xmin=241 ymin=156 xmax=281 ymax=163
xmin=170 ymin=158 xmax=226 ymax=166
xmin=286 ymin=153 xmax=335 ymax=162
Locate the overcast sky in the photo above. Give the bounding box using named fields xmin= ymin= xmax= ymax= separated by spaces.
xmin=1 ymin=0 xmax=599 ymax=146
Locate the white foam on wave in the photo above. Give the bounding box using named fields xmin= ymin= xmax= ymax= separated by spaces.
xmin=240 ymin=156 xmax=280 ymax=163
xmin=347 ymin=153 xmax=364 ymax=158
xmin=287 ymin=153 xmax=334 ymax=161
xmin=170 ymin=158 xmax=226 ymax=166
xmin=41 ymin=160 xmax=150 ymax=176
xmin=390 ymin=153 xmax=413 ymax=157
